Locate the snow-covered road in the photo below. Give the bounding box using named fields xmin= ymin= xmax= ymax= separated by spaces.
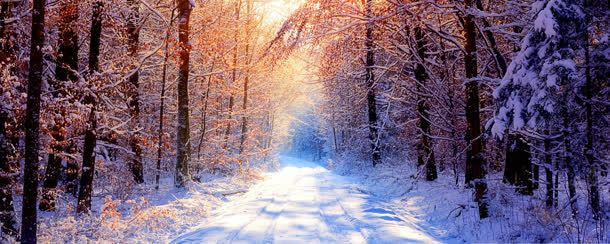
xmin=172 ymin=156 xmax=441 ymax=244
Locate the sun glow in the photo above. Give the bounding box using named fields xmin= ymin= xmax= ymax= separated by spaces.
xmin=257 ymin=0 xmax=304 ymax=23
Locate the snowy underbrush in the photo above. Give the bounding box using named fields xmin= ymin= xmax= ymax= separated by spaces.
xmin=32 ymin=171 xmax=263 ymax=243
xmin=327 ymin=154 xmax=609 ymax=243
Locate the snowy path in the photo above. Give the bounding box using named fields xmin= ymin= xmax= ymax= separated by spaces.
xmin=172 ymin=156 xmax=442 ymax=244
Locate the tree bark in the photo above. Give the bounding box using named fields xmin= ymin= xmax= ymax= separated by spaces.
xmin=582 ymin=0 xmax=600 ymax=219
xmin=197 ymin=64 xmax=213 ymax=160
xmin=543 ymin=129 xmax=554 ymax=207
xmin=224 ymin=0 xmax=241 ymax=152
xmin=239 ymin=0 xmax=253 ymax=155
xmin=175 ymin=0 xmax=192 ymax=187
xmin=412 ymin=26 xmax=437 ymax=181
xmin=505 ymin=133 xmax=533 ymax=195
xmin=364 ymin=0 xmax=381 ymax=166
xmin=126 ymin=0 xmax=144 ymax=184
xmin=463 ymin=0 xmax=488 ymax=219
xmin=474 ymin=0 xmax=507 ymax=75
xmin=0 ymin=111 xmax=16 ymax=236
xmin=77 ymin=0 xmax=103 ymax=214
xmin=157 ymin=8 xmax=175 ymax=190
xmin=562 ymin=111 xmax=578 ymax=218
xmin=21 ymin=0 xmax=46 ymax=241
xmin=40 ymin=0 xmax=80 ymax=211
xmin=0 ymin=5 xmax=19 ymax=236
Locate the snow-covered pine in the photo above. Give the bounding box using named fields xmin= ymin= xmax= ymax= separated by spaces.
xmin=492 ymin=0 xmax=585 ymax=137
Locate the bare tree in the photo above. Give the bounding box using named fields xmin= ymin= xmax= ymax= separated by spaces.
xmin=462 ymin=0 xmax=488 ymax=219
xmin=175 ymin=0 xmax=193 ymax=187
xmin=21 ymin=0 xmax=47 ymax=241
xmin=77 ymin=0 xmax=104 ymax=214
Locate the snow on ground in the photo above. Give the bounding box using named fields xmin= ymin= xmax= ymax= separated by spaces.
xmin=33 ymin=154 xmax=608 ymax=243
xmin=172 ymin=156 xmax=445 ymax=243
xmin=330 ymin=154 xmax=609 ymax=243
xmin=36 ymin=171 xmax=258 ymax=243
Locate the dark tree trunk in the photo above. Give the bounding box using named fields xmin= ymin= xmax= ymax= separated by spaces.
xmin=562 ymin=111 xmax=578 ymax=218
xmin=0 ymin=1 xmax=15 ymax=62
xmin=475 ymin=0 xmax=507 ymax=75
xmin=553 ymin=157 xmax=559 ymax=207
xmin=54 ymin=0 xmax=79 ymax=83
xmin=126 ymin=0 xmax=144 ymax=184
xmin=175 ymin=0 xmax=192 ymax=187
xmin=532 ymin=161 xmax=539 ymax=190
xmin=1 ymin=7 xmax=20 ymax=236
xmin=543 ymin=129 xmax=554 ymax=207
xmin=239 ymin=52 xmax=249 ymax=155
xmin=412 ymin=26 xmax=437 ymax=181
xmin=157 ymin=8 xmax=175 ymax=190
xmin=331 ymin=112 xmax=338 ymax=152
xmin=0 ymin=111 xmax=16 ymax=236
xmin=463 ymin=0 xmax=488 ymax=219
xmin=21 ymin=0 xmax=46 ymax=241
xmin=364 ymin=0 xmax=381 ymax=166
xmin=0 ymin=6 xmax=19 ymax=237
xmin=504 ymin=133 xmax=533 ymax=195
xmin=197 ymin=64 xmax=213 ymax=160
xmin=77 ymin=0 xmax=103 ymax=214
xmin=40 ymin=0 xmax=80 ymax=211
xmin=0 ymin=2 xmax=8 ymax=38
xmin=64 ymin=142 xmax=79 ymax=196
xmin=77 ymin=109 xmax=97 ymax=214
xmin=581 ymin=0 xmax=601 ymax=220
xmin=436 ymin=26 xmax=459 ymax=185
xmin=58 ymin=0 xmax=80 ymax=197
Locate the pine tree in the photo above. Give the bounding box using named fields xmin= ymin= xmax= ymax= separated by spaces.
xmin=492 ymin=0 xmax=604 ymax=218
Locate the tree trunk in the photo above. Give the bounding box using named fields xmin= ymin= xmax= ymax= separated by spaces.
xmin=77 ymin=108 xmax=96 ymax=214
xmin=40 ymin=0 xmax=80 ymax=211
xmin=21 ymin=0 xmax=46 ymax=241
xmin=157 ymin=8 xmax=176 ymax=190
xmin=77 ymin=0 xmax=103 ymax=214
xmin=0 ymin=111 xmax=16 ymax=236
xmin=0 ymin=1 xmax=16 ymax=63
xmin=65 ymin=143 xmax=79 ymax=196
xmin=437 ymin=24 xmax=459 ymax=185
xmin=175 ymin=0 xmax=192 ymax=187
xmin=543 ymin=129 xmax=554 ymax=207
xmin=463 ymin=0 xmax=488 ymax=219
xmin=331 ymin=112 xmax=338 ymax=152
xmin=475 ymin=0 xmax=507 ymax=75
xmin=58 ymin=0 xmax=80 ymax=198
xmin=503 ymin=133 xmax=533 ymax=195
xmin=239 ymin=0 xmax=252 ymax=155
xmin=532 ymin=161 xmax=539 ymax=190
xmin=224 ymin=0 xmax=241 ymax=152
xmin=364 ymin=0 xmax=381 ymax=166
xmin=197 ymin=64 xmax=213 ymax=160
xmin=412 ymin=26 xmax=437 ymax=181
xmin=562 ymin=111 xmax=578 ymax=218
xmin=582 ymin=1 xmax=600 ymax=219
xmin=126 ymin=0 xmax=144 ymax=184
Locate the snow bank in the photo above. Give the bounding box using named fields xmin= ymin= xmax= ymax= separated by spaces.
xmin=34 ymin=174 xmax=260 ymax=243
xmin=327 ymin=155 xmax=609 ymax=243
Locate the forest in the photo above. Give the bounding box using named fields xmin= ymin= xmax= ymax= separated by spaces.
xmin=0 ymin=0 xmax=608 ymax=243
